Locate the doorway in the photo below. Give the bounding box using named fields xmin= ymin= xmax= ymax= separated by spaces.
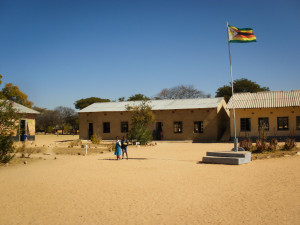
xmin=20 ymin=120 xmax=26 ymax=141
xmin=88 ymin=123 xmax=93 ymax=139
xmin=155 ymin=122 xmax=163 ymax=140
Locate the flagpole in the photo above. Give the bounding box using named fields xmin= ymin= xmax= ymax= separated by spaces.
xmin=227 ymin=21 xmax=238 ymax=152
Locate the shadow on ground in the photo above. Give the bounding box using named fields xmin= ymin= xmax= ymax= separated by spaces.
xmin=98 ymin=158 xmax=148 ymax=161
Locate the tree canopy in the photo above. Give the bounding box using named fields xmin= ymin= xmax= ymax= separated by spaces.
xmin=215 ymin=78 xmax=270 ymax=102
xmin=126 ymin=101 xmax=154 ymax=144
xmin=35 ymin=106 xmax=78 ymax=134
xmin=74 ymin=97 xmax=110 ymax=110
xmin=127 ymin=94 xmax=150 ymax=101
xmin=0 ymin=83 xmax=34 ymax=108
xmin=157 ymin=85 xmax=210 ymax=99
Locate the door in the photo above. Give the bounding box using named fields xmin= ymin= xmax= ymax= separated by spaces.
xmin=155 ymin=122 xmax=163 ymax=140
xmin=20 ymin=120 xmax=26 ymax=141
xmin=88 ymin=123 xmax=93 ymax=139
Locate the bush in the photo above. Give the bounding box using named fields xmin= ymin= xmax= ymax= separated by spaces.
xmin=268 ymin=138 xmax=278 ymax=152
xmin=255 ymin=139 xmax=269 ymax=153
xmin=0 ymin=135 xmax=15 ymax=163
xmin=239 ymin=138 xmax=253 ymax=151
xmin=128 ymin=125 xmax=152 ymax=145
xmin=15 ymin=144 xmax=45 ymax=158
xmin=0 ymin=100 xmax=19 ymax=163
xmin=69 ymin=139 xmax=82 ymax=147
xmin=90 ymin=134 xmax=101 ymax=144
xmin=283 ymin=138 xmax=296 ymax=150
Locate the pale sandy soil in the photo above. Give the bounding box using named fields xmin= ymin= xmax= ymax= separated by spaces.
xmin=31 ymin=134 xmax=81 ymax=147
xmin=0 ymin=135 xmax=299 ymax=225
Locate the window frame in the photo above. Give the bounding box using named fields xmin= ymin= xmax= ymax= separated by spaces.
xmin=258 ymin=117 xmax=269 ymax=131
xmin=120 ymin=121 xmax=128 ymax=133
xmin=194 ymin=121 xmax=203 ymax=133
xmin=174 ymin=121 xmax=183 ymax=133
xmin=277 ymin=117 xmax=289 ymax=131
xmin=240 ymin=118 xmax=251 ymax=132
xmin=103 ymin=122 xmax=110 ymax=133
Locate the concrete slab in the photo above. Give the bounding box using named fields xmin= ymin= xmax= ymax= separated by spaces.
xmin=202 ymin=151 xmax=251 ymax=165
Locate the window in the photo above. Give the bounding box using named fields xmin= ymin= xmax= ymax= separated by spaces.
xmin=297 ymin=116 xmax=300 ymax=130
xmin=277 ymin=117 xmax=288 ymax=130
xmin=103 ymin=122 xmax=110 ymax=133
xmin=121 ymin=121 xmax=128 ymax=133
xmin=240 ymin=118 xmax=251 ymax=131
xmin=174 ymin=121 xmax=183 ymax=133
xmin=194 ymin=121 xmax=203 ymax=133
xmin=258 ymin=118 xmax=269 ymax=131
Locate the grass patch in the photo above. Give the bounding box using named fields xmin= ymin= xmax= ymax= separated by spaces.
xmin=251 ymin=148 xmax=299 ymax=160
xmin=15 ymin=146 xmax=47 ymax=158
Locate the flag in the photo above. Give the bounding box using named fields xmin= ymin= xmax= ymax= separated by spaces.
xmin=228 ymin=25 xmax=256 ymax=43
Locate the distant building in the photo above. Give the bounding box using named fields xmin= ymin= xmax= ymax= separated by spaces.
xmin=7 ymin=101 xmax=40 ymax=141
xmin=227 ymin=90 xmax=300 ymax=140
xmin=79 ymin=98 xmax=230 ymax=142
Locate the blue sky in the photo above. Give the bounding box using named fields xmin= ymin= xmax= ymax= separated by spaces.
xmin=0 ymin=0 xmax=299 ymax=109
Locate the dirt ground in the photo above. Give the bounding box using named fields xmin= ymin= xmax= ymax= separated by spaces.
xmin=0 ymin=135 xmax=299 ymax=225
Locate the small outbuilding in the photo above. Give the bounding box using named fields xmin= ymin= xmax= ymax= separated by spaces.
xmin=79 ymin=98 xmax=230 ymax=142
xmin=227 ymin=90 xmax=300 ymax=140
xmin=9 ymin=101 xmax=40 ymax=141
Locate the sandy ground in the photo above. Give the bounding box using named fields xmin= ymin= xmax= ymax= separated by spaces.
xmin=0 ymin=135 xmax=299 ymax=225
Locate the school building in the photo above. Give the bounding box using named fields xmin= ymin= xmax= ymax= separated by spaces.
xmin=78 ymin=98 xmax=230 ymax=142
xmin=227 ymin=90 xmax=300 ymax=140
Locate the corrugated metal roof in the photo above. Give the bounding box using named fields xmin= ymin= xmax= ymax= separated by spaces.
xmin=1 ymin=100 xmax=40 ymax=114
xmin=227 ymin=90 xmax=300 ymax=109
xmin=79 ymin=98 xmax=224 ymax=113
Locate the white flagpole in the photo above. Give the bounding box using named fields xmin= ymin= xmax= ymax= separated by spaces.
xmin=227 ymin=21 xmax=238 ymax=151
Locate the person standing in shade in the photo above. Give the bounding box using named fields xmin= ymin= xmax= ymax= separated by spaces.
xmin=114 ymin=136 xmax=122 ymax=160
xmin=121 ymin=136 xmax=129 ymax=160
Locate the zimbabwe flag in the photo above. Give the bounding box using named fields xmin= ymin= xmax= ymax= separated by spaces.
xmin=228 ymin=25 xmax=256 ymax=43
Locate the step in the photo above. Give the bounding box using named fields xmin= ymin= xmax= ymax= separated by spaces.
xmin=206 ymin=151 xmax=251 ymax=160
xmin=202 ymin=151 xmax=251 ymax=165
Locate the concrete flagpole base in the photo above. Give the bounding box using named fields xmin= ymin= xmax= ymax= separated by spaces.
xmin=202 ymin=151 xmax=251 ymax=165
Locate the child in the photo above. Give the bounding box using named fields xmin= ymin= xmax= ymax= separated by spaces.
xmin=114 ymin=136 xmax=122 ymax=160
xmin=121 ymin=136 xmax=129 ymax=160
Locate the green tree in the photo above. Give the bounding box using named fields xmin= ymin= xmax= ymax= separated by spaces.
xmin=126 ymin=101 xmax=155 ymax=144
xmin=127 ymin=94 xmax=150 ymax=101
xmin=157 ymin=85 xmax=210 ymax=99
xmin=74 ymin=97 xmax=110 ymax=110
xmin=0 ymin=100 xmax=20 ymax=163
xmin=118 ymin=97 xmax=125 ymax=102
xmin=216 ymin=78 xmax=270 ymax=102
xmin=0 ymin=83 xmax=34 ymax=108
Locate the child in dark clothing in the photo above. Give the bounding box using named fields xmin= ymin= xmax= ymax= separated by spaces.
xmin=121 ymin=136 xmax=129 ymax=160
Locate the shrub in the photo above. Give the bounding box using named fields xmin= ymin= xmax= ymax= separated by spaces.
xmin=0 ymin=135 xmax=15 ymax=163
xmin=128 ymin=124 xmax=152 ymax=145
xmin=126 ymin=101 xmax=155 ymax=145
xmin=283 ymin=138 xmax=296 ymax=150
xmin=69 ymin=139 xmax=82 ymax=147
xmin=90 ymin=134 xmax=101 ymax=144
xmin=0 ymin=100 xmax=19 ymax=163
xmin=268 ymin=138 xmax=278 ymax=152
xmin=255 ymin=139 xmax=269 ymax=153
xmin=15 ymin=144 xmax=45 ymax=158
xmin=239 ymin=138 xmax=253 ymax=151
